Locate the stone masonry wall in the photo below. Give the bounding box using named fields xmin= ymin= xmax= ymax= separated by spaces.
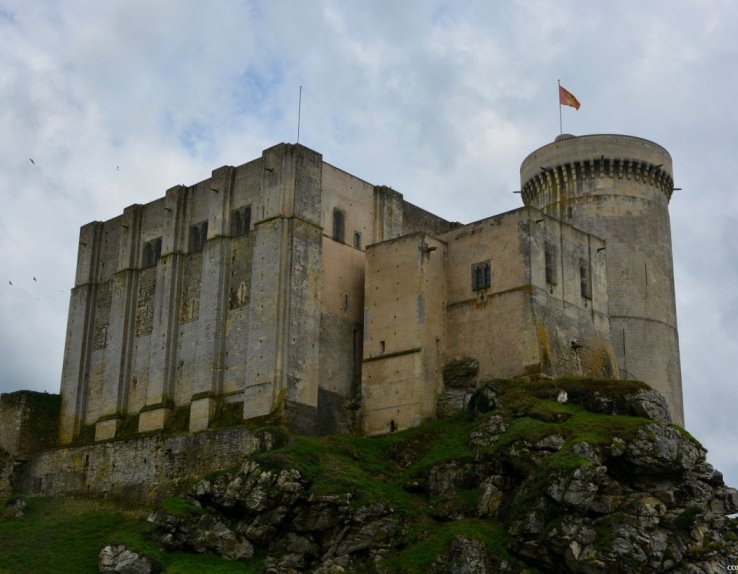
xmin=15 ymin=426 xmax=266 ymax=504
xmin=0 ymin=391 xmax=60 ymax=459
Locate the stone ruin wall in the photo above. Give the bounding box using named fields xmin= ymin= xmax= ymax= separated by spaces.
xmin=14 ymin=426 xmax=266 ymax=505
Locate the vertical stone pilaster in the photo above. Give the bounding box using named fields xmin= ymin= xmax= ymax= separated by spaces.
xmin=244 ymin=144 xmax=323 ymax=427
xmin=95 ymin=206 xmax=142 ymax=440
xmin=59 ymin=222 xmax=103 ymax=444
xmin=139 ymin=186 xmax=187 ymax=432
xmin=373 ymin=185 xmax=404 ymax=243
xmin=190 ymin=166 xmax=234 ymax=432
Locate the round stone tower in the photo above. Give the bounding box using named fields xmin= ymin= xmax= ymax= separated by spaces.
xmin=520 ymin=134 xmax=683 ymax=425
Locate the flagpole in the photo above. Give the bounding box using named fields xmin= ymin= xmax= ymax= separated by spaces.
xmin=558 ymin=79 xmax=563 ymax=136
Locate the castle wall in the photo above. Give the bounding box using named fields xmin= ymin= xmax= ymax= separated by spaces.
xmin=527 ymin=214 xmax=613 ymax=377
xmin=0 ymin=391 xmax=60 ymax=459
xmin=442 ymin=210 xmax=539 ymax=380
xmin=362 ymin=233 xmax=447 ymax=434
xmin=16 ymin=427 xmax=265 ymax=504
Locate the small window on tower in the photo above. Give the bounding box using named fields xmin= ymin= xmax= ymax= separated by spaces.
xmin=471 ymin=261 xmax=492 ymax=291
xmin=545 ymin=242 xmax=558 ymax=285
xmin=353 ymin=231 xmax=362 ymax=249
xmin=580 ymin=258 xmax=592 ymax=300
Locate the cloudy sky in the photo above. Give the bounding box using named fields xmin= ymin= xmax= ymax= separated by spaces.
xmin=1 ymin=1 xmax=737 ymax=484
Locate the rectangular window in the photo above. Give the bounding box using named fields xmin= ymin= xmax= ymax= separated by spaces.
xmin=580 ymin=258 xmax=592 ymax=299
xmin=189 ymin=221 xmax=208 ymax=252
xmin=142 ymin=237 xmax=162 ymax=268
xmin=353 ymin=231 xmax=361 ymax=249
xmin=471 ymin=261 xmax=492 ymax=291
xmin=231 ymin=205 xmax=251 ymax=237
xmin=545 ymin=242 xmax=557 ymax=285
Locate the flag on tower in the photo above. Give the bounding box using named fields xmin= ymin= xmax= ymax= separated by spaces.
xmin=559 ymin=84 xmax=580 ymax=110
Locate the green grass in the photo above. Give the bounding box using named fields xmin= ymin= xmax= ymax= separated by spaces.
xmin=377 ymin=519 xmax=512 ymax=573
xmin=2 ymin=378 xmax=679 ymax=572
xmin=0 ymin=497 xmax=259 ymax=574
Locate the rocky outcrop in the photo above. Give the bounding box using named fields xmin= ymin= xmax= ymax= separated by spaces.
xmin=3 ymin=495 xmax=26 ymax=519
xmin=99 ymin=544 xmax=158 ymax=573
xmin=149 ymin=461 xmax=402 ymax=573
xmin=437 ymin=357 xmax=479 ymax=418
xmin=145 ymin=379 xmax=738 ymax=573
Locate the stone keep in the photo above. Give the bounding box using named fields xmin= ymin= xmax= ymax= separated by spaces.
xmin=58 ymin=143 xmax=454 ymax=444
xmin=520 ymin=134 xmax=683 ymax=424
xmin=58 ymin=134 xmax=684 ymax=444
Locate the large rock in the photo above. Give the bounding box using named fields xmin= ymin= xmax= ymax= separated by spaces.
xmin=623 ymin=424 xmax=704 ymax=473
xmin=99 ymin=545 xmax=157 ymax=574
xmin=442 ymin=358 xmax=479 ymax=389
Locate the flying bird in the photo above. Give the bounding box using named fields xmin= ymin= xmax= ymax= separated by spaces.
xmin=33 ymin=276 xmax=37 ymax=282
xmin=8 ymin=281 xmax=12 ymax=286
xmin=29 ymin=158 xmax=35 ymax=165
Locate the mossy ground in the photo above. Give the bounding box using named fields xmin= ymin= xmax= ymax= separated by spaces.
xmin=0 ymin=496 xmax=260 ymax=573
xmin=1 ymin=378 xmax=676 ymax=573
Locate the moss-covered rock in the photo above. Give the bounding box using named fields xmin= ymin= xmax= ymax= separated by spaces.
xmin=138 ymin=379 xmax=738 ymax=572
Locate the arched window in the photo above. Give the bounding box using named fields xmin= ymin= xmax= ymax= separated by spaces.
xmin=231 ymin=206 xmax=252 ymax=238
xmin=142 ymin=237 xmax=163 ymax=268
xmin=189 ymin=221 xmax=208 ymax=252
xmin=332 ymin=209 xmax=345 ymax=243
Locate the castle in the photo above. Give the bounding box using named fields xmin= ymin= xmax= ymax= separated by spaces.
xmin=58 ymin=133 xmax=683 ymax=445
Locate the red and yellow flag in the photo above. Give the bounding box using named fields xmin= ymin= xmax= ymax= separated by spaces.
xmin=559 ymin=85 xmax=581 ymax=110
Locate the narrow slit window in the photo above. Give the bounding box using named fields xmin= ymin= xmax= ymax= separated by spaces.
xmin=580 ymin=258 xmax=592 ymax=299
xmin=545 ymin=242 xmax=558 ymax=285
xmin=332 ymin=208 xmax=345 ymax=243
xmin=353 ymin=231 xmax=361 ymax=249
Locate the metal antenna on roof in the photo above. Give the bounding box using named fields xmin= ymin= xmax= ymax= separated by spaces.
xmin=297 ymin=85 xmax=302 ymax=144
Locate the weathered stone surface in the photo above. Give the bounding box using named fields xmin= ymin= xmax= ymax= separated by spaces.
xmin=141 ymin=382 xmax=737 ymax=573
xmin=430 ymin=536 xmax=492 ymax=574
xmin=0 ymin=448 xmax=14 ymax=501
xmin=3 ymin=496 xmax=27 ymax=519
xmin=546 ymin=465 xmax=608 ymax=509
xmin=437 ymin=388 xmax=474 ymax=418
xmin=149 ymin=461 xmax=404 ymax=572
xmin=99 ymin=544 xmax=157 ymax=574
xmin=626 ymin=389 xmax=673 ymax=424
xmin=624 ymin=424 xmax=704 ymax=473
xmin=442 ymin=358 xmax=479 ymax=389
xmin=468 ymin=385 xmax=502 ymax=417
xmin=17 ymin=426 xmax=268 ymax=504
xmin=469 ymin=414 xmax=507 ymax=450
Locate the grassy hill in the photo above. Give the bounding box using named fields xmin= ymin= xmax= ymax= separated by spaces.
xmin=2 ymin=378 xmax=736 ymax=573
